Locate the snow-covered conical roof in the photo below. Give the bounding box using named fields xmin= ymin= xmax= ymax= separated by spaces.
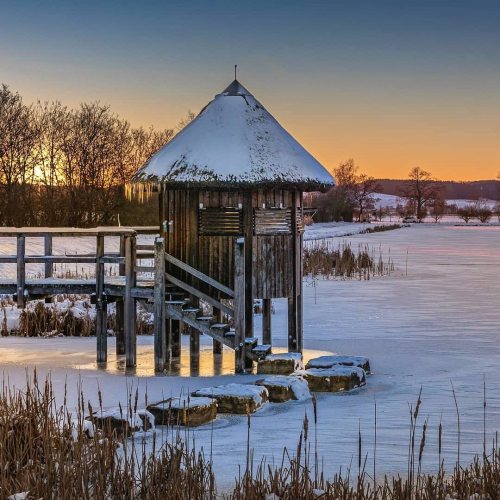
xmin=132 ymin=80 xmax=334 ymax=191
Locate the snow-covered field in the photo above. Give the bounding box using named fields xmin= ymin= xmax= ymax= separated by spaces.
xmin=1 ymin=223 xmax=500 ymax=488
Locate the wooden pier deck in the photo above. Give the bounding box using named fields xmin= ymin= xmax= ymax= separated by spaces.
xmin=0 ymin=227 xmax=269 ymax=374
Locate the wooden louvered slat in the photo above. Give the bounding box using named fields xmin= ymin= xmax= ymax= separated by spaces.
xmin=254 ymin=208 xmax=293 ymax=235
xmin=198 ymin=208 xmax=243 ymax=236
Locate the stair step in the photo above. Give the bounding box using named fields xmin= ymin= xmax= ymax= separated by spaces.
xmin=196 ymin=316 xmax=215 ymax=322
xmin=165 ymin=300 xmax=188 ymax=305
xmin=210 ymin=323 xmax=230 ymax=333
xmin=224 ymin=330 xmax=235 ymax=338
xmin=245 ymin=337 xmax=258 ymax=346
xmin=252 ymin=344 xmax=272 ymax=359
xmin=182 ymin=307 xmax=201 ymax=315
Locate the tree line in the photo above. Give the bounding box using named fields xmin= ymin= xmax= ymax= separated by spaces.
xmin=312 ymin=162 xmax=500 ymax=223
xmin=0 ymin=84 xmax=177 ymax=227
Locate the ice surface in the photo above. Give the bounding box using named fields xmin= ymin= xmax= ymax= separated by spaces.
xmin=1 ymin=224 xmax=500 ymax=488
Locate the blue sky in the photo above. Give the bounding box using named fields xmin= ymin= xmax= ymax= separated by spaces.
xmin=1 ymin=0 xmax=499 ymax=179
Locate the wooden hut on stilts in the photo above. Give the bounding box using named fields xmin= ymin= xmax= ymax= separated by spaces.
xmin=130 ymin=79 xmax=334 ymax=373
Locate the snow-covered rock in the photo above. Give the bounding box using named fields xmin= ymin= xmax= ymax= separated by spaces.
xmin=257 ymin=352 xmax=304 ymax=375
xmin=89 ymin=407 xmax=148 ymax=438
xmin=192 ymin=383 xmax=268 ymax=414
xmin=255 ymin=375 xmax=311 ymax=402
xmin=306 ymin=355 xmax=371 ymax=374
xmin=301 ymin=366 xmax=366 ymax=392
xmin=147 ymin=396 xmax=217 ymax=427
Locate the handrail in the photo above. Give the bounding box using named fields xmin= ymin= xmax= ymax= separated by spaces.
xmin=165 ymin=272 xmax=234 ymax=317
xmin=164 ymin=252 xmax=235 ymax=298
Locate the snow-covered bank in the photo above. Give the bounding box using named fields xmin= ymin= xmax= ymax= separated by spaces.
xmin=1 ymin=224 xmax=500 ymax=488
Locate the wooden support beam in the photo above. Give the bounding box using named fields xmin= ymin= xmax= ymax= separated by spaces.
xmin=171 ymin=319 xmax=181 ymax=358
xmin=124 ymin=234 xmax=137 ymax=367
xmin=243 ymin=191 xmax=254 ymax=339
xmin=234 ymin=238 xmax=246 ymax=373
xmin=262 ymin=298 xmax=272 ymax=345
xmin=190 ymin=329 xmax=200 ymax=376
xmin=213 ymin=306 xmax=223 ymax=355
xmin=288 ymin=190 xmax=303 ymax=353
xmin=95 ymin=234 xmax=107 ymax=363
xmin=153 ymin=237 xmax=167 ymax=372
xmin=43 ymin=234 xmax=53 ymax=304
xmin=115 ymin=236 xmax=125 ymax=355
xmin=16 ymin=235 xmax=26 ymax=308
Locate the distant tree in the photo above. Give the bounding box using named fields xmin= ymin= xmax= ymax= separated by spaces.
xmin=428 ymin=195 xmax=446 ymax=223
xmin=475 ymin=200 xmax=493 ymax=223
xmin=400 ymin=167 xmax=440 ymax=221
xmin=374 ymin=205 xmax=386 ymax=222
xmin=352 ymin=174 xmax=380 ymax=222
xmin=457 ymin=204 xmax=476 ymax=223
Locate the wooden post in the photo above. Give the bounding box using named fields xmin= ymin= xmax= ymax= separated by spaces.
xmin=43 ymin=234 xmax=53 ymax=278
xmin=171 ymin=320 xmax=181 ymax=358
xmin=234 ymin=238 xmax=246 ymax=373
xmin=124 ymin=233 xmax=137 ymax=367
xmin=16 ymin=235 xmax=26 ymax=308
xmin=115 ymin=236 xmax=125 ymax=355
xmin=95 ymin=233 xmax=107 ymax=363
xmin=243 ymin=191 xmax=254 ymax=339
xmin=153 ymin=237 xmax=167 ymax=372
xmin=288 ymin=191 xmax=302 ymax=353
xmin=43 ymin=233 xmax=53 ymax=304
xmin=190 ymin=329 xmax=200 ymax=376
xmin=213 ymin=303 xmax=223 ymax=355
xmin=262 ymin=298 xmax=272 ymax=345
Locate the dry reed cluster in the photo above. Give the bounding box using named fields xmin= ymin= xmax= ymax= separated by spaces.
xmin=303 ymin=242 xmax=394 ymax=279
xmin=1 ymin=375 xmax=500 ymax=499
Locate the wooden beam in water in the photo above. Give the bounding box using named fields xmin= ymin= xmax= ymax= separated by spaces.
xmin=124 ymin=234 xmax=137 ymax=367
xmin=234 ymin=238 xmax=246 ymax=374
xmin=95 ymin=234 xmax=107 ymax=363
xmin=262 ymin=298 xmax=272 ymax=345
xmin=16 ymin=235 xmax=26 ymax=308
xmin=153 ymin=237 xmax=167 ymax=372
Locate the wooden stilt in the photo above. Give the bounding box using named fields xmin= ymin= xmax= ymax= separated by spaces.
xmin=243 ymin=192 xmax=254 ymax=339
xmin=190 ymin=329 xmax=200 ymax=376
xmin=288 ymin=190 xmax=302 ymax=353
xmin=154 ymin=237 xmax=166 ymax=372
xmin=124 ymin=233 xmax=137 ymax=367
xmin=213 ymin=304 xmax=223 ymax=355
xmin=262 ymin=298 xmax=272 ymax=345
xmin=44 ymin=234 xmax=53 ymax=304
xmin=234 ymin=238 xmax=246 ymax=373
xmin=96 ymin=233 xmax=107 ymax=363
xmin=115 ymin=236 xmax=126 ymax=355
xmin=171 ymin=320 xmax=181 ymax=358
xmin=16 ymin=235 xmax=26 ymax=309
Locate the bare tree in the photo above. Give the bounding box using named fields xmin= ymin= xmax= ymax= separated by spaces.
xmin=457 ymin=204 xmax=476 ymax=223
xmin=400 ymin=167 xmax=440 ymax=221
xmin=428 ymin=195 xmax=446 ymax=223
xmin=352 ymin=174 xmax=380 ymax=222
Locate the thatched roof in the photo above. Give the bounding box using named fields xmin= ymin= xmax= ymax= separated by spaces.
xmin=131 ymin=80 xmax=334 ymax=191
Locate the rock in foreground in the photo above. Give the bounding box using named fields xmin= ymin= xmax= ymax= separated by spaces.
xmin=255 ymin=375 xmax=311 ymax=402
xmin=192 ymin=383 xmax=268 ymax=414
xmin=257 ymin=352 xmax=304 ymax=375
xmin=306 ymin=355 xmax=371 ymax=374
xmin=89 ymin=408 xmax=149 ymax=438
xmin=302 ymin=366 xmax=366 ymax=392
xmin=147 ymin=396 xmax=217 ymax=427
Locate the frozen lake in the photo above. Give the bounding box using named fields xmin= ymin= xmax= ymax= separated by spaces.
xmin=1 ymin=223 xmax=499 ymax=488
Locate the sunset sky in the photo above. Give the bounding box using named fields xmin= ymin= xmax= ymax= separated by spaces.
xmin=1 ymin=0 xmax=499 ymax=181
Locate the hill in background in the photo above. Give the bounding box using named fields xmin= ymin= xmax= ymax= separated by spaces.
xmin=376 ymin=179 xmax=499 ymax=200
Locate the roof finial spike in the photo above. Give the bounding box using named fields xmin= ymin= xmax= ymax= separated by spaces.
xmin=234 ymin=64 xmax=237 ymax=81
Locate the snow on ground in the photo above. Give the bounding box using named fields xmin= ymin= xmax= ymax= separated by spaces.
xmin=1 ymin=224 xmax=500 ymax=490
xmin=372 ymin=192 xmax=498 ymax=210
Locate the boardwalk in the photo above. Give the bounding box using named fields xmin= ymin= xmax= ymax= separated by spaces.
xmin=0 ymin=227 xmax=269 ymax=374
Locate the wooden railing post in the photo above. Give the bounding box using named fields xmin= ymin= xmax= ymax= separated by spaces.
xmin=115 ymin=235 xmax=126 ymax=355
xmin=16 ymin=235 xmax=26 ymax=308
xmin=234 ymin=238 xmax=246 ymax=374
xmin=95 ymin=233 xmax=107 ymax=363
xmin=124 ymin=233 xmax=137 ymax=367
xmin=153 ymin=237 xmax=167 ymax=372
xmin=44 ymin=234 xmax=53 ymax=279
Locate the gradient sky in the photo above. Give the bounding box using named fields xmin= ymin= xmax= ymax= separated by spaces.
xmin=1 ymin=0 xmax=499 ymax=180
